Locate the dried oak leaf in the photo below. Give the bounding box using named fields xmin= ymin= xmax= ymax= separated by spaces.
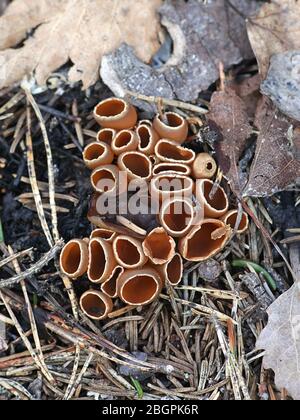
xmin=244 ymin=99 xmax=300 ymax=197
xmin=208 ymin=87 xmax=252 ymax=193
xmin=101 ymin=0 xmax=258 ymax=105
xmin=0 ymin=0 xmax=162 ymax=89
xmin=256 ymin=283 xmax=300 ymax=400
xmin=247 ymin=0 xmax=300 ymax=79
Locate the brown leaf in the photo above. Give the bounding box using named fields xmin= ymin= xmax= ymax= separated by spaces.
xmin=208 ymin=87 xmax=252 ymax=193
xmin=229 ymin=74 xmax=261 ymax=120
xmin=0 ymin=0 xmax=162 ymax=89
xmin=247 ymin=0 xmax=300 ymax=79
xmin=256 ymin=283 xmax=300 ymax=400
xmin=244 ymin=99 xmax=300 ymax=197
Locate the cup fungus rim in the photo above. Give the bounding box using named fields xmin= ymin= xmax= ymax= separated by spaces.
xmin=117 ymin=268 xmax=162 ymax=306
xmin=60 ymin=239 xmax=88 ymax=279
xmin=113 ymin=235 xmax=147 ymax=269
xmin=142 ymin=226 xmax=176 ymax=265
xmin=155 ymin=139 xmax=196 ymax=164
xmin=197 ymin=179 xmax=229 ymax=217
xmin=87 ymin=237 xmax=116 ymax=283
xmin=80 ymin=290 xmax=112 ymax=320
xmin=94 ymin=97 xmax=131 ymax=122
xmin=179 ymin=218 xmax=231 ymax=262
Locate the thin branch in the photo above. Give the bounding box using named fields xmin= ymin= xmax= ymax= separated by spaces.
xmin=0 ymin=239 xmax=64 ymax=288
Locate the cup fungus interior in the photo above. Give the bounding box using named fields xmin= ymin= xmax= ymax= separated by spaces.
xmin=61 ymin=242 xmax=81 ymax=275
xmin=155 ymin=175 xmax=192 ymax=193
xmin=122 ymin=154 xmax=151 ymax=178
xmin=144 ymin=231 xmax=172 ymax=261
xmin=98 ymin=129 xmax=114 ymax=145
xmin=203 ymin=181 xmax=227 ymax=211
xmin=186 ymin=222 xmax=226 ymax=259
xmin=95 ymin=99 xmax=125 ymax=117
xmin=137 ymin=126 xmax=151 ymax=149
xmin=167 ymin=254 xmax=182 ymax=284
xmin=115 ymin=238 xmax=141 ymax=266
xmin=162 ymin=201 xmax=193 ymax=233
xmin=85 ymin=143 xmax=105 ymax=161
xmin=122 ymin=275 xmax=158 ymax=304
xmin=159 ymin=113 xmax=183 ymax=128
xmin=92 ymin=169 xmax=116 ymax=191
xmin=81 ymin=293 xmax=106 ymax=318
xmin=157 ymin=142 xmax=193 ymax=161
xmin=88 ymin=241 xmax=106 ymax=281
xmin=115 ymin=131 xmax=132 ymax=148
xmin=227 ymin=212 xmax=248 ymax=231
xmin=91 ymin=230 xmax=115 ymax=240
xmin=102 ymin=267 xmax=123 ymax=296
xmin=154 ymin=164 xmax=188 ymax=175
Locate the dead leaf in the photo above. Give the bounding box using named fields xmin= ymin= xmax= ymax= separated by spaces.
xmin=0 ymin=0 xmax=162 ymax=89
xmin=229 ymin=74 xmax=261 ymax=120
xmin=256 ymin=282 xmax=300 ymax=400
xmin=244 ymin=99 xmax=300 ymax=197
xmin=208 ymin=87 xmax=252 ymax=193
xmin=247 ymin=0 xmax=300 ymax=79
xmin=101 ymin=0 xmax=258 ymax=105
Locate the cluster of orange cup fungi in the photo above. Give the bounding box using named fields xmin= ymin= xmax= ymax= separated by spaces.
xmin=60 ymin=98 xmax=249 ymax=321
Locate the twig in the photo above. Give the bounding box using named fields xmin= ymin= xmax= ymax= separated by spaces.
xmin=0 ymin=247 xmax=33 ymax=269
xmin=24 ymin=87 xmax=59 ymax=243
xmin=125 ymin=90 xmax=208 ymax=114
xmin=25 ymin=105 xmax=53 ymax=247
xmin=0 ymin=239 xmax=64 ymax=288
xmin=0 ymin=291 xmax=55 ymax=385
xmin=0 ymin=378 xmax=34 ymax=400
xmin=65 ymin=353 xmax=93 ymax=400
xmin=8 ymin=245 xmax=56 ymax=385
xmin=63 ymin=346 xmax=81 ymax=400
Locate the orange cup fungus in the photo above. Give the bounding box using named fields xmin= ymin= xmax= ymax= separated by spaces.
xmin=59 ymin=98 xmax=248 ymax=320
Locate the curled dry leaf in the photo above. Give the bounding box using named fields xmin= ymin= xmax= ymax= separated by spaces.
xmin=102 ymin=0 xmax=258 ymax=105
xmin=208 ymin=87 xmax=252 ymax=193
xmin=244 ymin=99 xmax=300 ymax=197
xmin=256 ymin=282 xmax=300 ymax=400
xmin=247 ymin=0 xmax=300 ymax=79
xmin=0 ymin=0 xmax=162 ymax=89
